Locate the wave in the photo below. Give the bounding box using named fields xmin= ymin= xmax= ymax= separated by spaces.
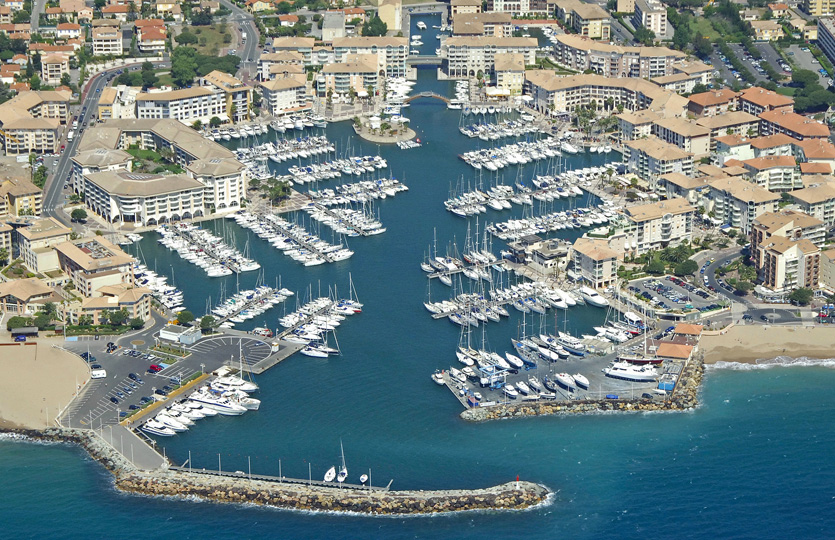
xmin=708 ymin=356 xmax=835 ymax=371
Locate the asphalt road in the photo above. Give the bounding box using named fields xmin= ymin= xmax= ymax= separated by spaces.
xmin=219 ymin=0 xmax=259 ymax=77
xmin=728 ymin=43 xmax=769 ymax=85
xmin=31 ymin=0 xmax=47 ymax=33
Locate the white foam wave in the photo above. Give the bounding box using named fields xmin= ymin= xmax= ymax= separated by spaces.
xmin=709 ymin=356 xmax=835 ymax=371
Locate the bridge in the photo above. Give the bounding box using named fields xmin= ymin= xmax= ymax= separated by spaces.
xmin=407 ymin=55 xmax=443 ymax=66
xmin=404 ymin=91 xmax=450 ymax=104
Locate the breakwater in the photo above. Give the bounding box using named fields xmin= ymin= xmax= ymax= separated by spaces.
xmin=462 ymin=356 xmax=705 ymax=422
xmin=0 ymin=427 xmax=551 ymax=515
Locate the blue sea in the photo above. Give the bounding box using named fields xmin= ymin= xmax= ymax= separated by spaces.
xmin=3 ymin=13 xmax=835 ymax=538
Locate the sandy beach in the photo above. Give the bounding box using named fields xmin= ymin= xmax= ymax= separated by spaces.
xmin=0 ymin=343 xmax=90 ymax=429
xmin=701 ymin=325 xmax=835 ymax=364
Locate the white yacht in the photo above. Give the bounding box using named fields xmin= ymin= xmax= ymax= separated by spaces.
xmin=189 ymin=391 xmax=248 ymax=415
xmin=579 ymin=286 xmax=609 ymax=307
xmin=603 ymin=362 xmax=658 ymax=382
xmin=142 ymin=419 xmax=177 ymax=437
xmin=213 ymin=375 xmax=258 ymax=392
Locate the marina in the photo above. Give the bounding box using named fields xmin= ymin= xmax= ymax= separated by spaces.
xmin=157 ymin=223 xmax=261 ymax=276
xmin=307 ymin=177 xmax=409 ymax=206
xmin=211 ymin=285 xmax=292 ymax=328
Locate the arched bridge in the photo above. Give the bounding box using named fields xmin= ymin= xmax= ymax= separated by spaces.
xmin=404 ymin=91 xmax=450 ymax=104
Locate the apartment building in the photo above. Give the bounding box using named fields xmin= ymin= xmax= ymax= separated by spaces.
xmin=741 ymin=155 xmax=802 ymax=192
xmin=651 ymin=117 xmax=711 ymax=157
xmin=0 ymin=177 xmax=42 ymax=217
xmin=751 ymin=210 xmax=826 ymax=272
xmin=793 ymin=137 xmax=835 ymax=168
xmin=271 ymin=37 xmax=316 ymax=64
xmin=553 ymin=0 xmax=611 ymax=39
xmin=485 ymin=0 xmax=549 ymax=16
xmin=696 ymin=111 xmax=761 ymax=149
xmin=452 ymin=12 xmax=513 ymax=37
xmin=17 ymin=217 xmax=71 ymax=272
xmin=552 ymin=34 xmax=685 ymax=78
xmin=378 ymin=0 xmax=401 ymax=32
xmin=185 ymin=158 xmax=248 ymax=214
xmin=40 ymin=54 xmax=69 ymax=86
xmin=257 ymin=51 xmax=304 ymax=81
xmin=259 ymin=77 xmax=310 ymax=116
xmin=738 ymin=86 xmax=794 ymax=115
xmin=706 ymin=176 xmax=780 ymax=234
xmin=92 ymin=26 xmax=122 ymax=56
xmin=199 ymin=70 xmax=252 ymax=124
xmin=317 ymin=55 xmax=379 ymax=97
xmin=450 ymin=0 xmax=482 ymax=17
xmin=570 ymin=237 xmax=620 ymax=289
xmin=0 ymin=90 xmax=70 ymax=155
xmin=687 ymin=87 xmax=738 ymax=117
xmin=759 ymin=109 xmax=830 ymax=140
xmin=751 ymin=20 xmax=784 ymax=40
xmin=73 ymin=283 xmax=153 ymax=325
xmin=651 ymin=60 xmax=712 ymax=94
xmin=136 ymin=87 xmax=227 ymax=124
xmin=623 ymin=136 xmax=694 ymax=187
xmin=658 ymin=172 xmax=710 ymax=205
xmin=442 ymin=36 xmax=537 ymax=79
xmin=620 ymin=197 xmax=696 ymax=256
xmin=0 ymin=277 xmax=58 ymax=315
xmin=791 ymin=182 xmax=835 ymax=226
xmin=82 ymin=171 xmax=208 ymax=226
xmin=332 ymin=36 xmax=409 ymax=78
xmin=524 ymin=71 xmax=688 ymax=117
xmin=494 ymin=53 xmax=525 ymax=96
xmin=632 ymin=0 xmax=667 ymax=37
xmin=807 ymin=0 xmax=834 ymax=16
xmin=54 ymin=236 xmax=134 ymax=297
xmin=617 ymin=109 xmax=659 ymax=142
xmin=70 ymin=148 xmax=133 ymax=194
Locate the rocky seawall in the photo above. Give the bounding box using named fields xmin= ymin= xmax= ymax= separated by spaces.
xmin=0 ymin=427 xmax=551 ymax=515
xmin=462 ymin=357 xmax=705 ymax=422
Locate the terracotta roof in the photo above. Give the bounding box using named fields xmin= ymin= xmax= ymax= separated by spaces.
xmin=56 ymin=22 xmax=80 ymax=30
xmin=748 ymin=133 xmax=795 ymax=149
xmin=623 ymin=197 xmax=695 ymax=222
xmin=790 ymin=182 xmax=835 ymax=204
xmin=759 ymin=109 xmax=830 ymax=138
xmin=572 ymin=237 xmax=619 ymax=261
xmin=688 ymin=87 xmax=738 ymax=107
xmin=754 ymin=209 xmax=823 ymax=233
xmin=625 ymin=136 xmax=692 ymax=161
xmin=738 ymin=86 xmax=794 ymax=109
xmin=0 ymin=278 xmax=53 ymax=302
xmin=656 ymin=342 xmax=693 ymax=359
xmin=673 ymin=323 xmax=703 ymax=336
xmin=713 ymin=133 xmax=749 ymax=147
xmin=794 ymin=138 xmax=835 ymax=159
xmin=708 ymin=176 xmax=780 ymax=203
xmin=799 ymin=162 xmax=832 ymax=174
xmin=660 ymin=172 xmax=709 ymax=190
xmin=696 ymin=111 xmax=760 ymax=130
xmin=742 ymin=155 xmax=796 ymax=170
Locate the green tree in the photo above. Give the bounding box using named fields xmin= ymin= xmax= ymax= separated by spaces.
xmin=42 ymin=302 xmax=57 ymax=320
xmin=108 ymin=308 xmax=128 ymax=326
xmin=789 ymin=287 xmax=814 ymax=305
xmin=0 ymin=247 xmax=8 ymax=265
xmin=171 ymin=46 xmax=198 ymax=87
xmin=60 ymin=72 xmax=71 ymax=87
xmin=71 ymin=208 xmax=88 ymax=222
xmin=129 ymin=317 xmax=144 ymax=329
xmin=177 ymin=310 xmax=195 ymax=325
xmin=674 ymin=259 xmax=698 ymax=277
xmin=141 ymin=68 xmax=159 ymax=88
xmin=200 ymin=315 xmax=215 ymax=333
xmin=361 ymin=15 xmax=387 ymax=37
xmin=645 ymin=258 xmax=667 ymax=275
xmin=192 ymin=120 xmax=203 ymax=130
xmin=6 ymin=315 xmax=31 ymax=331
xmin=30 ymin=73 xmax=41 ymax=91
xmin=176 ymin=31 xmax=198 ymax=45
xmin=33 ymin=313 xmax=51 ymax=330
xmin=734 ymin=281 xmax=754 ymax=294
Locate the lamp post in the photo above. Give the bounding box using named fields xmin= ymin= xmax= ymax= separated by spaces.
xmin=200 ymin=363 xmax=205 ymax=375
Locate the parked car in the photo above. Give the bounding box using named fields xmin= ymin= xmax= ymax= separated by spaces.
xmin=149 ymin=364 xmax=163 ymax=373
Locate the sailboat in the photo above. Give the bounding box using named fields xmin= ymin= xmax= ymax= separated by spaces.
xmin=324 ymin=466 xmax=337 ymax=482
xmin=337 ymin=440 xmax=348 ymax=483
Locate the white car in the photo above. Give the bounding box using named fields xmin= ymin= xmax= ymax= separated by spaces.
xmin=90 ymin=369 xmax=107 ymax=379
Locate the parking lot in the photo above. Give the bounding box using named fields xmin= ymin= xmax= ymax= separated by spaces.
xmin=787 ymin=44 xmax=831 ymax=86
xmin=728 ymin=43 xmax=770 ymax=85
xmin=59 ymin=334 xmax=273 ymax=429
xmin=709 ymin=45 xmax=736 ymax=87
xmin=628 ymin=275 xmax=722 ymax=313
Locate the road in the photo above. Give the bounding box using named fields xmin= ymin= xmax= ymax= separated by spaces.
xmin=31 ymin=0 xmax=47 ymax=33
xmin=219 ymin=0 xmax=260 ymax=79
xmin=42 ymin=61 xmax=170 ymax=224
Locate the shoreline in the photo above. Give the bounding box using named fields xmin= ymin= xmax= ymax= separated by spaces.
xmin=0 ymin=427 xmax=551 ymax=515
xmin=700 ymin=325 xmax=835 ymax=365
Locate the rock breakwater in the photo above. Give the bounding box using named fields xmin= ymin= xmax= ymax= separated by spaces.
xmin=0 ymin=427 xmax=551 ymax=515
xmin=462 ymin=357 xmax=704 ymax=422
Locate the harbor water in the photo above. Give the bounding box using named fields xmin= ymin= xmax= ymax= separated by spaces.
xmin=3 ymin=25 xmax=834 ymax=535
xmin=2 ymin=365 xmax=834 ymax=538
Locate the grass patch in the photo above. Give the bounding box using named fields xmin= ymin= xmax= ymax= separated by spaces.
xmin=776 ymin=86 xmax=796 ymax=96
xmin=154 ymin=70 xmax=173 ymax=87
xmin=183 ymin=25 xmax=228 ymax=56
xmin=2 ymin=258 xmax=42 ymax=280
xmin=690 ymin=17 xmax=720 ymax=41
xmin=126 ymin=148 xmax=163 ymax=161
xmin=65 ymin=325 xmax=132 ymax=336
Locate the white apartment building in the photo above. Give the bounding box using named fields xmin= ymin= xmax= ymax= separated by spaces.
xmin=623 ymin=136 xmax=694 ymax=187
xmin=92 ymin=26 xmax=123 ymax=56
xmin=82 ymin=171 xmax=208 ymax=226
xmin=741 ymin=155 xmax=802 ymax=192
xmin=135 ymin=87 xmax=227 ymax=124
xmin=706 ymin=176 xmax=780 ymax=234
xmin=621 ymin=198 xmax=696 ymax=256
xmin=259 ymin=78 xmax=310 ymax=116
xmin=486 ymin=0 xmax=549 ymax=16
xmin=70 ymin=148 xmax=133 ymax=194
xmin=632 ymin=0 xmax=667 ymax=37
xmin=199 ymin=70 xmax=252 ymax=124
xmin=17 ymin=217 xmax=71 ymax=273
xmin=552 ymin=34 xmax=685 ymax=78
xmin=185 ymin=158 xmax=248 ymax=213
xmin=442 ymin=36 xmax=537 ymax=79
xmin=791 ymin=182 xmax=835 ymax=227
xmin=40 ymin=54 xmax=69 ymax=86
xmin=571 ymin=237 xmax=620 ymax=289
xmin=331 ymin=36 xmax=409 ymax=77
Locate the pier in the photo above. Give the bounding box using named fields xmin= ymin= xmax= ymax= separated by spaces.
xmin=260 ymin=214 xmax=338 ymax=263
xmin=169 ymin=466 xmax=389 ymax=492
xmin=306 ymin=203 xmax=380 ymax=237
xmin=212 ymin=287 xmax=287 ymax=327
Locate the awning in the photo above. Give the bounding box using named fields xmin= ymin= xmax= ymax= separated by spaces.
xmin=357 ymin=90 xmax=368 ymax=97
